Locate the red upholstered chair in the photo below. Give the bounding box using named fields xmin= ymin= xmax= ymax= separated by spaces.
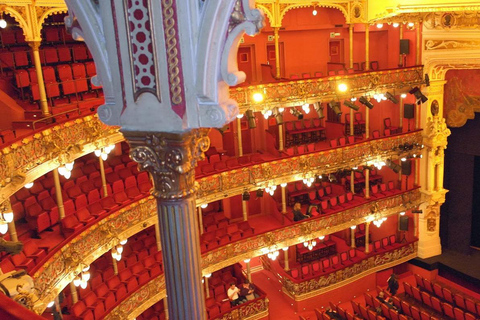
xmin=23 ymin=240 xmax=47 ymax=262
xmin=10 ymin=252 xmax=35 ymax=272
xmin=454 ymin=293 xmax=466 ymax=310
xmin=443 ymin=302 xmax=455 ymax=318
xmin=76 ymin=207 xmax=95 ymax=224
xmin=291 ymin=268 xmax=299 ymax=279
xmin=73 ymin=45 xmax=88 ymax=61
xmin=61 ymin=215 xmax=83 ymax=237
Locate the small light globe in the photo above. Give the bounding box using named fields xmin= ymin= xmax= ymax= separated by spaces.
xmin=0 ymin=223 xmax=8 ymax=234
xmin=312 ymin=9 xmax=317 ymax=16
xmin=24 ymin=182 xmax=34 ymax=189
xmin=0 ymin=19 xmax=7 ymax=29
xmin=393 ymin=23 xmax=399 ymax=28
xmin=3 ymin=212 xmax=13 ymax=223
xmin=376 ymin=23 xmax=383 ymax=29
xmin=47 ymin=301 xmax=55 ymax=308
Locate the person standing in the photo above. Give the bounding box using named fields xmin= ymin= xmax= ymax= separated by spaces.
xmin=387 ymin=273 xmax=399 ymax=296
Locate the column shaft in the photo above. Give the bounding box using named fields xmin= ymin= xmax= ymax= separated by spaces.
xmin=274 ymin=27 xmax=281 ymax=78
xmin=53 ymin=168 xmax=65 ymax=219
xmin=236 ymin=118 xmax=243 ymax=157
xmin=365 ymin=222 xmax=370 ymax=253
xmin=246 ymin=261 xmax=252 ymax=282
xmin=155 ymin=222 xmax=162 ymax=251
xmin=350 ymin=228 xmax=356 ymax=248
xmin=283 ymin=249 xmax=290 ymax=271
xmin=99 ymin=157 xmax=108 ymax=197
xmin=197 ymin=207 xmax=204 ymax=235
xmin=365 ymin=107 xmax=370 ymax=139
xmin=28 ymin=41 xmax=50 ymax=116
xmin=365 ymin=168 xmax=370 ymax=199
xmin=278 ymin=124 xmax=284 ymax=151
xmin=70 ymin=282 xmax=78 ymax=304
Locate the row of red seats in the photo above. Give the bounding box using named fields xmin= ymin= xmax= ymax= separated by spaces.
xmin=285 ymin=118 xmax=326 ymax=145
xmin=0 ymin=240 xmax=48 ymax=273
xmin=290 ymin=247 xmax=360 ymax=281
xmin=362 ymin=292 xmax=413 ymax=320
xmin=70 ymin=230 xmax=163 ymax=319
xmin=351 ymin=300 xmax=388 ymax=320
xmin=14 ymin=62 xmax=100 ymax=103
xmin=345 ymin=170 xmax=383 ymax=186
xmin=414 ymin=274 xmax=480 ymax=317
xmin=325 ymin=302 xmax=362 ymax=320
xmin=196 ymin=152 xmax=265 ymax=177
xmin=405 ymin=281 xmax=478 ymax=320
xmin=0 ymin=44 xmax=92 ymax=72
xmin=200 ymin=221 xmax=255 ymax=252
xmin=0 ymin=28 xmax=27 ymax=47
xmin=136 ymin=300 xmax=166 ymax=320
xmin=62 ymin=173 xmax=151 ymax=238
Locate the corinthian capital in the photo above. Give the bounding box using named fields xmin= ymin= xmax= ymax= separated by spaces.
xmin=124 ymin=129 xmax=209 ymax=199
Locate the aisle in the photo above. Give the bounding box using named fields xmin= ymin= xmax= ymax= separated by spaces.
xmin=252 ymin=269 xmax=316 ymax=320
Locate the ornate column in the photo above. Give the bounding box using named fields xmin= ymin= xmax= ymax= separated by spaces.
xmin=365 ymin=107 xmax=370 ymax=139
xmin=52 ymin=169 xmax=65 ymax=219
xmin=350 ymin=170 xmax=355 ymax=193
xmin=236 ymin=118 xmax=244 ymax=156
xmin=204 ymin=275 xmax=210 ymax=298
xmin=69 ymin=282 xmax=78 ymax=304
xmin=28 ymin=41 xmax=50 ymax=116
xmin=278 ymin=124 xmax=285 ymax=151
xmin=155 ymin=222 xmax=162 ymax=251
xmin=245 ymin=259 xmax=252 ymax=282
xmin=350 ymin=226 xmax=356 ymax=248
xmin=365 ymin=222 xmax=370 ymax=253
xmin=364 ymin=167 xmax=370 ymax=199
xmin=99 ymin=157 xmax=109 ymax=197
xmin=281 ymin=184 xmax=287 ymax=214
xmin=64 ymin=1 xmax=264 ymax=318
xmin=418 ymin=79 xmax=450 ymax=259
xmin=283 ymin=247 xmax=290 ymax=271
xmin=274 ymin=27 xmax=281 ymax=78
xmin=242 ymin=198 xmax=248 ymax=221
xmin=197 ymin=207 xmax=204 ymax=235
xmin=127 ymin=130 xmax=209 ymax=319
xmin=416 ymin=23 xmax=421 ymax=65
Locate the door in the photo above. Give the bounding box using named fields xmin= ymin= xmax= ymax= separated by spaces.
xmin=329 ymin=39 xmax=344 ymax=64
xmin=237 ymin=45 xmax=256 ymax=84
xmin=266 ymin=43 xmax=285 ymax=78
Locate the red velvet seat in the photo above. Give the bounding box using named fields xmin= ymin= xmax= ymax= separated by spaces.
xmin=76 ymin=207 xmax=95 ymax=224
xmin=23 ymin=240 xmax=47 ymax=262
xmin=25 ymin=203 xmax=51 ymax=233
xmin=11 ymin=252 xmax=35 ymax=272
xmin=61 ymin=215 xmax=83 ymax=237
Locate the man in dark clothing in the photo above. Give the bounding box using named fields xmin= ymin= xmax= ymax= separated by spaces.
xmin=239 ymin=280 xmax=257 ymax=301
xmin=387 ymin=273 xmax=399 ymax=296
xmin=293 ymin=202 xmax=310 ymax=221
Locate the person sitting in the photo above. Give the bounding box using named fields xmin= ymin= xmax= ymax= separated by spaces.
xmin=377 ymin=291 xmax=387 ymax=303
xmin=293 ymin=202 xmax=310 ymax=221
xmin=239 ymin=279 xmax=258 ymax=301
xmin=227 ymin=282 xmax=243 ymax=306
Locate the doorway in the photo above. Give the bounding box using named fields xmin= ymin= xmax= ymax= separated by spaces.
xmin=237 ymin=45 xmax=256 ymax=84
xmin=266 ymin=43 xmax=285 ymax=78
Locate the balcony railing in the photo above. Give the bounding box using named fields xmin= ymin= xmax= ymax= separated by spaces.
xmin=264 ymin=241 xmax=418 ymax=299
xmin=31 ymin=186 xmax=422 ymax=313
xmin=197 ymin=130 xmax=423 ymax=203
xmin=230 ymin=66 xmax=424 ymax=112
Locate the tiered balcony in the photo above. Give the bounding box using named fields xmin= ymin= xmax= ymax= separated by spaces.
xmin=0 ymin=65 xmax=425 ymax=317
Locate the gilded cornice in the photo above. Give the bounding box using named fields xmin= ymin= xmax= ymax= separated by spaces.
xmin=0 ymin=115 xmax=122 ymax=206
xmin=231 ymin=66 xmax=424 ymax=113
xmin=372 ymin=5 xmax=480 ymax=21
xmin=196 ymin=131 xmax=423 ymax=203
xmin=268 ymin=242 xmax=417 ymax=299
xmin=425 ymin=40 xmax=480 ymax=51
xmin=31 ymin=187 xmax=422 ymax=314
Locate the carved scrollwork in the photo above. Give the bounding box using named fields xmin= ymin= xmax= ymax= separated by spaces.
xmin=126 ymin=129 xmax=210 ymax=199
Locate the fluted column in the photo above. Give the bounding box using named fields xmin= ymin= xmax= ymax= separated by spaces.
xmin=28 ymin=41 xmax=50 ymax=116
xmin=236 ymin=118 xmax=243 ymax=156
xmin=197 ymin=207 xmax=204 ymax=235
xmin=127 ymin=130 xmax=208 ymax=320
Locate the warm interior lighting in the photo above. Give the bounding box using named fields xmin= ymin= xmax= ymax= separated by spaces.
xmin=205 ymin=273 xmax=212 ymax=278
xmin=244 ymin=259 xmax=251 ymax=263
xmin=252 ymin=92 xmax=264 ymax=103
xmin=408 ymin=22 xmax=415 ymax=27
xmin=302 ymin=103 xmax=310 ymax=114
xmin=278 ymin=107 xmax=285 ymax=113
xmin=0 ymin=223 xmax=8 ymax=235
xmin=312 ymin=8 xmax=317 ymax=16
xmin=392 ymin=23 xmax=399 ymax=28
xmin=47 ymin=301 xmax=55 ymax=308
xmin=282 ymin=247 xmax=289 ymax=251
xmin=376 ymin=23 xmax=383 ymax=28
xmin=0 ymin=14 xmax=7 ymax=29
xmin=373 ymin=217 xmax=387 ymax=228
xmin=201 ymin=203 xmax=208 ymax=209
xmin=24 ymin=182 xmax=34 ymax=189
xmin=400 ymin=211 xmax=406 ymax=216
xmin=304 ymin=239 xmax=317 ymax=251
xmin=236 ymin=113 xmax=244 ymax=119
xmin=120 ymin=239 xmax=128 ymax=245
xmin=267 ymin=250 xmax=279 ymax=260
xmin=280 ymin=183 xmax=287 ymax=188
xmin=338 ymin=83 xmax=348 ymax=92
xmin=401 ymin=93 xmax=407 ymax=98
xmin=350 ymin=226 xmax=357 ymax=230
